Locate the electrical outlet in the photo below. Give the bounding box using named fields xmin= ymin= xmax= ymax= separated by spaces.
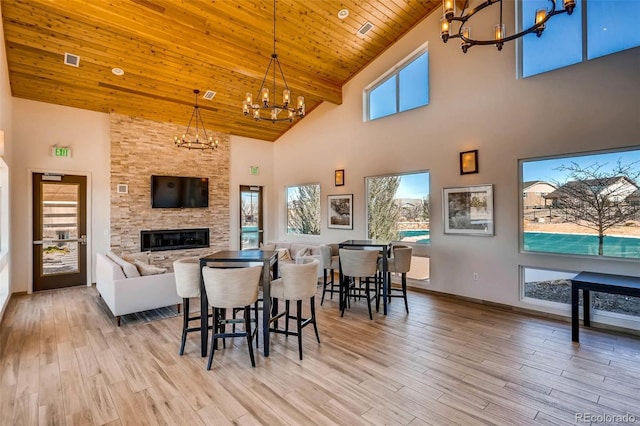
xmin=472 ymin=272 xmax=479 ymax=281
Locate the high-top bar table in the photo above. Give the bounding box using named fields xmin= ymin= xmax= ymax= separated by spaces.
xmin=199 ymin=250 xmax=278 ymax=357
xmin=571 ymin=271 xmax=640 ymax=343
xmin=338 ymin=239 xmax=391 ymax=315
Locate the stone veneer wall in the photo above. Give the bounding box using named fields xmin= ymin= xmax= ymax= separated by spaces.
xmin=110 ymin=113 xmax=230 ymax=270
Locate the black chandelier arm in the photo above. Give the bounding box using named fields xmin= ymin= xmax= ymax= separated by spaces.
xmin=273 ymin=56 xmax=290 ymax=93
xmin=447 ymin=0 xmax=501 ymax=23
xmin=459 ymin=8 xmax=566 ymax=46
xmin=258 ymin=55 xmax=276 ymax=106
xmin=195 ymin=107 xmax=210 ymax=141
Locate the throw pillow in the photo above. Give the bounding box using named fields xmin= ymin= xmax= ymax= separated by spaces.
xmin=296 ymin=247 xmax=310 ymax=258
xmin=260 ymin=243 xmax=276 ymax=251
xmin=106 ymin=251 xmax=140 ymax=278
xmin=134 ymin=260 xmax=167 ymax=276
xmin=122 ymin=252 xmax=151 ymax=265
xmin=275 ymin=248 xmax=291 ymax=261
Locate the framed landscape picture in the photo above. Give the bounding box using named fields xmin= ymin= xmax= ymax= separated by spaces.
xmin=328 ymin=194 xmax=353 ymax=229
xmin=443 ymin=184 xmax=494 ymax=235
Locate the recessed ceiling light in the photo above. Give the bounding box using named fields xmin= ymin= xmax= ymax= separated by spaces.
xmin=112 ymin=67 xmax=125 ymax=76
xmin=338 ymin=8 xmax=349 ymax=19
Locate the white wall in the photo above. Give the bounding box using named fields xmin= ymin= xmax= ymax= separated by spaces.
xmin=272 ymin=6 xmax=640 ymax=314
xmin=11 ymin=99 xmax=111 ymax=292
xmin=229 ymin=135 xmax=275 ymax=249
xmin=0 ymin=8 xmax=12 ymax=319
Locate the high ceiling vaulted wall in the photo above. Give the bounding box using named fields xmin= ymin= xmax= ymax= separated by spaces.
xmin=1 ymin=0 xmax=439 ymax=142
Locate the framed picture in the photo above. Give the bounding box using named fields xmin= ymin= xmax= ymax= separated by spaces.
xmin=443 ymin=184 xmax=494 ymax=235
xmin=328 ymin=194 xmax=353 ymax=229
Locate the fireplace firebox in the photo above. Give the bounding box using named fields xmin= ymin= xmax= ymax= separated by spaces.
xmin=141 ymin=228 xmax=210 ymax=251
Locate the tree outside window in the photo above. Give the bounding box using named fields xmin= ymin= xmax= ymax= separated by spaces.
xmin=286 ymin=184 xmax=320 ymax=235
xmin=366 ymin=172 xmax=430 ymax=244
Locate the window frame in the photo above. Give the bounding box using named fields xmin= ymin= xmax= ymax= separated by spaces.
xmin=519 ymin=147 xmax=640 ymax=260
xmin=364 ymin=170 xmax=431 ymax=245
xmin=364 ymin=42 xmax=429 ymax=122
xmin=285 ymin=182 xmax=321 ymax=236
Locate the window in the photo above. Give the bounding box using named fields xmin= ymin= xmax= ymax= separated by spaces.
xmin=365 ymin=44 xmax=429 ymax=121
xmin=520 ymin=148 xmax=640 ymax=258
xmin=365 ymin=171 xmax=430 ymax=244
xmin=286 ymin=184 xmax=320 ymax=235
xmin=520 ymin=0 xmax=640 ymax=78
xmin=522 ymin=266 xmax=640 ymax=321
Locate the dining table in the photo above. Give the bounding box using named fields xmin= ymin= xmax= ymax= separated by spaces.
xmin=199 ymin=250 xmax=278 ymax=357
xmin=338 ymin=239 xmax=392 ymax=315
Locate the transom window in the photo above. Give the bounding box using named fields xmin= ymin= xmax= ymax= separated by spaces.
xmin=364 ymin=43 xmax=429 ymax=121
xmin=520 ymin=0 xmax=640 ymax=78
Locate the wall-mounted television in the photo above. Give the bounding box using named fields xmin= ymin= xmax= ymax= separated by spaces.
xmin=151 ymin=175 xmax=209 ymax=208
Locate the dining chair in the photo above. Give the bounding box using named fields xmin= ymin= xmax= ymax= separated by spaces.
xmin=173 ymin=257 xmax=208 ymax=355
xmin=269 ymin=258 xmax=320 ymax=360
xmin=339 ymin=248 xmax=380 ymax=320
xmin=378 ymin=245 xmax=412 ymax=313
xmin=319 ymin=244 xmax=340 ymax=305
xmin=202 ymin=265 xmax=262 ymax=370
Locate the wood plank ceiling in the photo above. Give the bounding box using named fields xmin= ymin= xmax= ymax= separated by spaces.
xmin=1 ymin=0 xmax=440 ymax=142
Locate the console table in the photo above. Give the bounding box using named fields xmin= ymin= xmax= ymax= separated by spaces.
xmin=571 ymin=271 xmax=640 ymax=342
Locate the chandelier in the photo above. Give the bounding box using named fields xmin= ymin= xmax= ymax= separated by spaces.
xmin=441 ymin=0 xmax=575 ymax=53
xmin=242 ymin=0 xmax=305 ymax=123
xmin=174 ymin=89 xmax=219 ymax=150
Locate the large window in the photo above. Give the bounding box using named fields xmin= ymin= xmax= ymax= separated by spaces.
xmin=366 ymin=171 xmax=430 ymax=244
xmin=520 ymin=0 xmax=640 ymax=78
xmin=522 ymin=266 xmax=640 ymax=322
xmin=286 ymin=184 xmax=320 ymax=235
xmin=365 ymin=44 xmax=429 ymax=121
xmin=521 ymin=148 xmax=640 ymax=259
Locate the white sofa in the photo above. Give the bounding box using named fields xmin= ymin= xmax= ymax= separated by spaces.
xmin=96 ymin=252 xmax=181 ymax=326
xmin=263 ymin=241 xmax=324 ymax=278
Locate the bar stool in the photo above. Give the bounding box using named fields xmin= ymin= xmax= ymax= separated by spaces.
xmin=378 ymin=245 xmax=412 ymax=313
xmin=269 ymin=258 xmax=320 ymax=360
xmin=319 ymin=244 xmax=340 ymax=305
xmin=202 ymin=265 xmax=262 ymax=370
xmin=339 ymin=248 xmax=380 ymax=320
xmin=173 ymin=257 xmax=206 ymax=355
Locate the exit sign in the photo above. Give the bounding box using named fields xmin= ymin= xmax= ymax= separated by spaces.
xmin=249 ymin=166 xmax=260 ymax=175
xmin=52 ymin=146 xmax=72 ymax=158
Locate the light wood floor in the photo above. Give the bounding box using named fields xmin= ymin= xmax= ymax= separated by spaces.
xmin=1 ymin=285 xmax=640 ymax=425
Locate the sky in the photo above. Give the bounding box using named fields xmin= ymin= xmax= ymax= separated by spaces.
xmin=395 ymin=172 xmax=430 ymax=199
xmin=523 ymin=149 xmax=640 ymax=183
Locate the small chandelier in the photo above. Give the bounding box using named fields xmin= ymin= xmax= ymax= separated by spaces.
xmin=242 ymin=0 xmax=305 ymax=123
xmin=174 ymin=89 xmax=219 ymax=150
xmin=441 ymin=0 xmax=575 ymax=53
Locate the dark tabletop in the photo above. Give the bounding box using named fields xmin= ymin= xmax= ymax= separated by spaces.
xmin=200 ymin=250 xmax=277 ymax=262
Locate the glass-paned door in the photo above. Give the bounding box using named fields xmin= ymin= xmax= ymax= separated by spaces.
xmin=32 ymin=173 xmax=87 ymax=291
xmin=240 ymin=185 xmax=263 ymax=250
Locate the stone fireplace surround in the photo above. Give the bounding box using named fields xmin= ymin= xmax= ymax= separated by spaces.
xmin=109 ymin=113 xmax=230 ymax=270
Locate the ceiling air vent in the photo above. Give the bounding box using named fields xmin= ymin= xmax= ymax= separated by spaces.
xmin=202 ymin=90 xmax=216 ymax=100
xmin=357 ymin=21 xmax=374 ymax=37
xmin=64 ymin=53 xmax=80 ymax=67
